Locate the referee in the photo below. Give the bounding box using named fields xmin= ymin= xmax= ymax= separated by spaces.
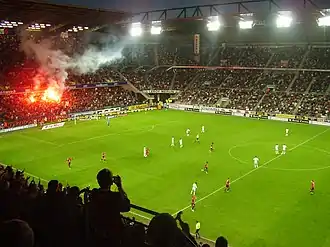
xmin=195 ymin=220 xmax=201 ymax=239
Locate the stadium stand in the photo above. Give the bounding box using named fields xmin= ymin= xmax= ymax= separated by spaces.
xmin=0 ymin=164 xmax=204 ymax=247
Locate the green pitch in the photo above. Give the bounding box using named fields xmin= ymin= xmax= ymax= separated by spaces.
xmin=1 ymin=110 xmax=330 ymax=247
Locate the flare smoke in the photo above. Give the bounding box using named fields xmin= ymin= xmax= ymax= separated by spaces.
xmin=20 ymin=32 xmax=125 ymax=91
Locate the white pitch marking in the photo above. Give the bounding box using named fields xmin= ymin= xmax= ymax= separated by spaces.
xmin=61 ymin=120 xmax=177 ymax=146
xmin=17 ymin=133 xmax=60 ymax=147
xmin=128 ymin=211 xmax=216 ymax=243
xmin=172 ymin=128 xmax=330 ymax=215
xmin=0 ymin=162 xmax=49 ymax=183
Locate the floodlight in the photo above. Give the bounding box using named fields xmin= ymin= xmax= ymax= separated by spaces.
xmin=45 ymin=24 xmax=51 ymax=26
xmin=150 ymin=21 xmax=162 ymax=35
xmin=207 ymin=16 xmax=221 ymax=31
xmin=317 ymin=16 xmax=330 ymax=26
xmin=17 ymin=22 xmax=23 ymax=25
xmin=130 ymin=22 xmax=143 ymax=37
xmin=68 ymin=29 xmax=73 ymax=32
xmin=151 ymin=26 xmax=162 ymax=35
xmin=84 ymin=27 xmax=89 ymax=29
xmin=239 ymin=20 xmax=253 ymax=29
xmin=276 ymin=15 xmax=293 ymax=28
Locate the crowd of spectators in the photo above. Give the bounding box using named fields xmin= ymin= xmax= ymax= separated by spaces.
xmin=309 ymin=73 xmax=330 ymax=94
xmin=256 ymin=72 xmax=293 ymax=92
xmin=296 ymin=94 xmax=330 ymax=117
xmin=1 ymin=32 xmax=330 ymax=122
xmin=1 ymin=165 xmax=228 ymax=247
xmin=289 ymin=72 xmax=314 ymax=93
xmin=269 ymin=46 xmax=306 ymax=68
xmin=143 ymin=68 xmax=175 ymax=90
xmin=304 ymin=47 xmax=330 ymax=69
xmin=0 ymin=87 xmax=137 ymax=128
xmin=256 ymin=92 xmax=304 ymax=114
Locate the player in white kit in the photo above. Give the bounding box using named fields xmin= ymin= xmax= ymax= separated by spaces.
xmin=186 ymin=128 xmax=190 ymax=137
xmin=143 ymin=147 xmax=147 ymax=158
xmin=191 ymin=182 xmax=198 ymax=195
xmin=179 ymin=138 xmax=183 ymax=148
xmin=196 ymin=134 xmax=200 ymax=143
xmin=282 ymin=144 xmax=287 ymax=154
xmin=253 ymin=156 xmax=259 ymax=168
xmin=171 ymin=136 xmax=175 ymax=147
xmin=285 ymin=128 xmax=289 ymax=136
xmin=275 ymin=144 xmax=279 ymax=155
xmin=201 ymin=126 xmax=205 ymax=133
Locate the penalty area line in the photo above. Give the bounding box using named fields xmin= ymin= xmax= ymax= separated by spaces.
xmin=61 ymin=120 xmax=178 ymax=146
xmin=172 ymin=128 xmax=330 ymax=216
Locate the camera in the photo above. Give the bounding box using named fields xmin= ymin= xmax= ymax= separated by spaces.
xmin=112 ymin=175 xmax=120 ymax=184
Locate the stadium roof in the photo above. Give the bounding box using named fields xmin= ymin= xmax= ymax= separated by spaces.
xmin=0 ymin=0 xmax=131 ymax=30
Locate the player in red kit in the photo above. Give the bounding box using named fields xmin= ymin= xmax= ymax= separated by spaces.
xmin=202 ymin=161 xmax=208 ymax=174
xmin=67 ymin=157 xmax=72 ymax=169
xmin=310 ymin=180 xmax=315 ymax=194
xmin=225 ymin=178 xmax=230 ymax=192
xmin=101 ymin=152 xmax=106 ymax=161
xmin=191 ymin=195 xmax=196 ymax=212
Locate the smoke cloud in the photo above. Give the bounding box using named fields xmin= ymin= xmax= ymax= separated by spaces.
xmin=69 ymin=44 xmax=124 ymax=74
xmin=20 ymin=31 xmax=125 ymax=90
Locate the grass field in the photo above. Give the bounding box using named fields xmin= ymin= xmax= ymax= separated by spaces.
xmin=1 ymin=110 xmax=330 ymax=247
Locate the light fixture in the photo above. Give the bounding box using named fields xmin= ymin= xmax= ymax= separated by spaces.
xmin=207 ymin=16 xmax=221 ymax=31
xmin=130 ymin=22 xmax=143 ymax=37
xmin=276 ymin=11 xmax=293 ymax=28
xmin=317 ymin=16 xmax=330 ymax=26
xmin=239 ymin=20 xmax=254 ymax=29
xmin=150 ymin=21 xmax=162 ymax=35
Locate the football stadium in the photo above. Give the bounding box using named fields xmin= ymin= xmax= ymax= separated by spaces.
xmin=1 ymin=0 xmax=330 ymax=247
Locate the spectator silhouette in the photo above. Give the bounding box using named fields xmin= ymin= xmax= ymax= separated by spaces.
xmin=216 ymin=236 xmax=228 ymax=247
xmin=88 ymin=168 xmax=130 ymax=247
xmin=0 ymin=219 xmax=34 ymax=247
xmin=147 ymin=213 xmax=179 ymax=247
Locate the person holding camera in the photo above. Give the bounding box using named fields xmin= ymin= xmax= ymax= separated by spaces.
xmin=88 ymin=168 xmax=130 ymax=246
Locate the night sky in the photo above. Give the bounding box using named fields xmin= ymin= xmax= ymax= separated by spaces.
xmin=47 ymin=0 xmax=330 ymax=13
